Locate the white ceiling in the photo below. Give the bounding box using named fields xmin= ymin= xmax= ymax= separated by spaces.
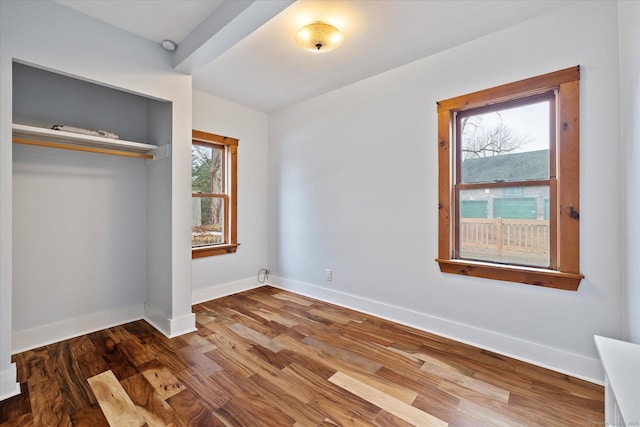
xmin=53 ymin=0 xmax=572 ymax=113
xmin=54 ymin=0 xmax=225 ymax=44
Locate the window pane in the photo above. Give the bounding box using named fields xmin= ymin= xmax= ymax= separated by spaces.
xmin=192 ymin=197 xmax=225 ymax=247
xmin=458 ymin=186 xmax=550 ymax=267
xmin=460 ymin=101 xmax=550 ymax=184
xmin=192 ymin=144 xmax=224 ymax=193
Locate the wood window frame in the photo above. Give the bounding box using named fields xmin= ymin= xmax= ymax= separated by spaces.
xmin=436 ymin=66 xmax=583 ymax=291
xmin=192 ymin=130 xmax=239 ymax=258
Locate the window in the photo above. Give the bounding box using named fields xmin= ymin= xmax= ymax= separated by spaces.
xmin=192 ymin=130 xmax=238 ymax=258
xmin=436 ymin=67 xmax=583 ymax=290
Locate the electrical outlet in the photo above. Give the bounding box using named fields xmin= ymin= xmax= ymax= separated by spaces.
xmin=325 ymin=269 xmax=332 ymax=281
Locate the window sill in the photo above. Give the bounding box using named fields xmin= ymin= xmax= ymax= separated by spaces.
xmin=192 ymin=243 xmax=240 ymax=259
xmin=436 ymin=258 xmax=583 ymax=291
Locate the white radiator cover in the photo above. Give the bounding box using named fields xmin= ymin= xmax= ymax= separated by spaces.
xmin=595 ymin=336 xmax=640 ymax=426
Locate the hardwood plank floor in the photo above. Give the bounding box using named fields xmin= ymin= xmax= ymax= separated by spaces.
xmin=0 ymin=286 xmax=603 ymax=426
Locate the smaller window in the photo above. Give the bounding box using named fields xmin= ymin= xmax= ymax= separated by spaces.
xmin=192 ymin=130 xmax=239 ymax=258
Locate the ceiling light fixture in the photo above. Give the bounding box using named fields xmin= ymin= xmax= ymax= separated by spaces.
xmin=295 ymin=21 xmax=343 ymax=53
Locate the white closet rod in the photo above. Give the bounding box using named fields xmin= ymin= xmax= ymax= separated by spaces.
xmin=12 ymin=137 xmax=154 ymax=160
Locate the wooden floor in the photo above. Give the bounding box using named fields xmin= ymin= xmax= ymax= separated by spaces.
xmin=1 ymin=286 xmax=603 ymax=426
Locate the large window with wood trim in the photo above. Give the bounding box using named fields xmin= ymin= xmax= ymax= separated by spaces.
xmin=436 ymin=67 xmax=583 ymax=290
xmin=192 ymin=130 xmax=238 ymax=258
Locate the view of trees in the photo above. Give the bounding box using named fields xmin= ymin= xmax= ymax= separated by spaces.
xmin=192 ymin=144 xmax=224 ymax=245
xmin=192 ymin=145 xmax=223 ymax=192
xmin=460 ymin=112 xmax=532 ymax=160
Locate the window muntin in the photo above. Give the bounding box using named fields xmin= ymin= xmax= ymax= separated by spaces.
xmin=436 ymin=66 xmax=583 ymax=290
xmin=191 ymin=130 xmax=238 ymax=258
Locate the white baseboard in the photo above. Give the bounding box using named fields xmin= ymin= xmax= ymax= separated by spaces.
xmin=11 ymin=301 xmax=197 ymax=355
xmin=10 ymin=277 xmax=256 ymax=356
xmin=144 ymin=304 xmax=196 ymax=338
xmin=192 ymin=277 xmax=262 ymax=305
xmin=12 ymin=304 xmax=144 ymax=354
xmin=268 ymin=275 xmax=604 ymax=384
xmin=0 ymin=363 xmax=20 ymax=401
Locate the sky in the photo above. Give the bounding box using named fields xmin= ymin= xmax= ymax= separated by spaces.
xmin=470 ymin=100 xmax=550 ymax=153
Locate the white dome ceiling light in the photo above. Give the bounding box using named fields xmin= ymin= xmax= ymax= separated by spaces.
xmin=295 ymin=22 xmax=343 ymax=53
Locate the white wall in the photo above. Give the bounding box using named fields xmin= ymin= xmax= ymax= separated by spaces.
xmin=619 ymin=0 xmax=640 ymax=344
xmin=12 ymin=147 xmax=147 ymax=331
xmin=0 ymin=0 xmax=193 ymax=399
xmin=0 ymin=1 xmax=16 ymax=399
xmin=191 ymin=90 xmax=269 ymax=302
xmin=268 ymin=1 xmax=622 ymax=382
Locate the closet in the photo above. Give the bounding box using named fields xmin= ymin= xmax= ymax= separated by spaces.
xmin=11 ymin=62 xmax=175 ymax=349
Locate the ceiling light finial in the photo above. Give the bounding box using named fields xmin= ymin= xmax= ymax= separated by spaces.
xmin=295 ymin=22 xmax=343 ymax=53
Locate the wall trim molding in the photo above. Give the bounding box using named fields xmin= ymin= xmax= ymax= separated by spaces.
xmin=268 ymin=275 xmax=604 ymax=384
xmin=11 ymin=304 xmax=144 ymax=354
xmin=143 ymin=304 xmax=196 ymax=338
xmin=192 ymin=276 xmax=261 ymax=305
xmin=0 ymin=363 xmax=20 ymax=401
xmin=9 ymin=276 xmax=256 ymax=357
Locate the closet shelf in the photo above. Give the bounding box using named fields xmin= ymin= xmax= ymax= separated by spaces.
xmin=12 ymin=123 xmax=157 ymax=158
